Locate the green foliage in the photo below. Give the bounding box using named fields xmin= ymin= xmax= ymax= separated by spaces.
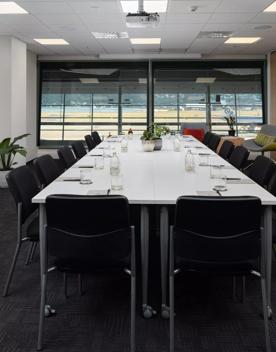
xmin=0 ymin=134 xmax=29 ymax=171
xmin=141 ymin=124 xmax=170 ymax=140
xmin=224 ymin=115 xmax=236 ymax=130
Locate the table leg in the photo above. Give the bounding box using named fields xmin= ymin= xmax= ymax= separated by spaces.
xmin=264 ymin=205 xmax=273 ymax=319
xmin=140 ymin=205 xmax=156 ymax=318
xmin=160 ymin=206 xmax=170 ymax=319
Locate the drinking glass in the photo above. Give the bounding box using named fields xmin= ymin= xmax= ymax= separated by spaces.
xmin=213 ymin=174 xmax=227 ymax=192
xmin=95 ymin=156 xmax=104 ymax=170
xmin=80 ymin=169 xmax=92 ymax=184
xmin=121 ymin=138 xmax=128 ymax=152
xmin=199 ymin=154 xmax=209 ymax=166
xmin=174 ymin=138 xmax=181 ymax=152
xmin=111 ymin=174 xmax=123 ymax=191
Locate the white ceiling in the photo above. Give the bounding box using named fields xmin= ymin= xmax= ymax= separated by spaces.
xmin=1 ymin=0 xmax=276 ymax=56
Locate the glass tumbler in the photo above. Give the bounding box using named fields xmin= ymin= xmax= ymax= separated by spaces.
xmin=95 ymin=156 xmax=104 ymax=170
xmin=80 ymin=169 xmax=92 ymax=184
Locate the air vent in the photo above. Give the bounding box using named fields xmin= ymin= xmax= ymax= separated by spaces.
xmin=198 ymin=31 xmax=232 ymax=39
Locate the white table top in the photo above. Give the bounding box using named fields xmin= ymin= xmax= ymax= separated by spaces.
xmin=32 ymin=135 xmax=276 ymax=205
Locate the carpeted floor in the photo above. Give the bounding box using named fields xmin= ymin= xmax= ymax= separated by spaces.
xmin=0 ymin=188 xmax=275 ymax=352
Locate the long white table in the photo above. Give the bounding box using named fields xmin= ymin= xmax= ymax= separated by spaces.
xmin=33 ymin=135 xmax=276 ymax=328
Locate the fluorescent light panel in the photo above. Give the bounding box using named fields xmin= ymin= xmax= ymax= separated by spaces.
xmin=0 ymin=2 xmax=27 ymax=14
xmin=196 ymin=77 xmax=216 ymax=84
xmin=225 ymin=37 xmax=261 ymax=44
xmin=121 ymin=1 xmax=167 ymax=13
xmin=80 ymin=78 xmax=99 ymax=84
xmin=130 ymin=37 xmax=161 ymax=44
xmin=264 ymin=1 xmax=276 ymax=12
xmin=34 ymin=38 xmax=69 ymax=45
xmin=92 ymin=32 xmax=129 ymax=39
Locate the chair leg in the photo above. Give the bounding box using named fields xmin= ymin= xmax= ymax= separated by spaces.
xmin=78 ymin=274 xmax=84 ymax=296
xmin=25 ymin=242 xmax=34 ymax=265
xmin=232 ymin=276 xmax=237 ymax=301
xmin=37 ymin=273 xmax=47 ymax=351
xmin=130 ymin=274 xmax=136 ymax=352
xmin=169 ymin=272 xmax=174 ymax=352
xmin=241 ymin=276 xmax=246 ymax=303
xmin=261 ymin=277 xmax=271 ymax=352
xmin=2 ymin=242 xmax=22 ymax=296
xmin=63 ymin=273 xmax=68 ymax=298
xmin=29 ymin=242 xmax=38 ymax=263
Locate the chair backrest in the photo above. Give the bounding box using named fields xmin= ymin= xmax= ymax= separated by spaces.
xmin=34 ymin=155 xmax=61 ymax=187
xmin=92 ymin=131 xmax=101 ymax=145
xmin=173 ymin=196 xmax=261 ymax=265
xmin=218 ymin=140 xmax=234 ymax=160
xmin=45 ymin=195 xmax=131 ymax=265
xmin=203 ymin=131 xmax=212 ymax=145
xmin=208 ymin=133 xmax=221 ymax=151
xmin=6 ymin=166 xmax=40 ymax=223
xmin=247 ymin=155 xmax=274 ymax=187
xmin=71 ymin=141 xmax=87 ymax=159
xmin=229 ymin=146 xmax=249 ymax=169
xmin=85 ymin=134 xmax=97 ymax=151
xmin=57 ymin=146 xmax=76 ymax=169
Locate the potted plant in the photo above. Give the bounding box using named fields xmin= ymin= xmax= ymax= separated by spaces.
xmin=141 ymin=129 xmax=155 ymax=152
xmin=0 ymin=134 xmax=29 ymax=188
xmin=224 ymin=115 xmax=236 ymax=136
xmin=141 ymin=124 xmax=170 ymax=151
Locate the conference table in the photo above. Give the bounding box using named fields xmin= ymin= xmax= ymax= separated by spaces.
xmin=33 ymin=134 xmax=276 ymax=321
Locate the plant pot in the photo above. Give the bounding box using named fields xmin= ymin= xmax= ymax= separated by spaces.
xmin=153 ymin=138 xmax=162 ymax=151
xmin=142 ymin=140 xmax=155 ymax=152
xmin=0 ymin=170 xmax=10 ymax=188
xmin=228 ymin=130 xmax=236 ymax=136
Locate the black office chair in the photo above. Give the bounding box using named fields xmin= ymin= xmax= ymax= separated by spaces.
xmin=202 ymin=131 xmax=212 ymax=146
xmin=244 ymin=155 xmax=274 ymax=188
xmin=3 ymin=166 xmax=40 ymax=297
xmin=71 ymin=141 xmax=87 ymax=159
xmin=208 ymin=133 xmax=221 ymax=151
xmin=92 ymin=131 xmax=102 ymax=145
xmin=37 ymin=194 xmax=136 ymax=351
xmin=169 ymin=196 xmax=270 ymax=352
xmin=218 ymin=140 xmax=234 ymax=160
xmin=85 ymin=134 xmax=97 ymax=151
xmin=34 ymin=155 xmax=61 ymax=187
xmin=229 ymin=146 xmax=249 ymax=170
xmin=57 ymin=146 xmax=76 ymax=169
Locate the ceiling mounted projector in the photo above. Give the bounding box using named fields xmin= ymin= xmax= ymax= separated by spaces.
xmin=126 ymin=0 xmax=160 ymax=28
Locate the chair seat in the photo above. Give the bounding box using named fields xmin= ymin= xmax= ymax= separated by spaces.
xmin=53 ymin=256 xmax=130 ymax=274
xmin=176 ymin=259 xmax=258 ymax=276
xmin=26 ymin=216 xmax=39 ymax=241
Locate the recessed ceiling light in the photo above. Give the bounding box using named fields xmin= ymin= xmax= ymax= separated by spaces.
xmin=224 ymin=37 xmax=261 ymax=44
xmin=92 ymin=32 xmax=129 ymax=39
xmin=121 ymin=1 xmax=168 ymax=13
xmin=34 ymin=38 xmax=69 ymax=45
xmin=0 ymin=2 xmax=27 ymax=14
xmin=139 ymin=78 xmax=147 ymax=84
xmin=196 ymin=77 xmax=216 ymax=84
xmin=80 ymin=78 xmax=99 ymax=84
xmin=263 ymin=1 xmax=276 ymax=12
xmin=130 ymin=38 xmax=161 ymax=44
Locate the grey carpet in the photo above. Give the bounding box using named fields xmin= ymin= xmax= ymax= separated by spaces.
xmin=0 ymin=189 xmax=275 ymax=352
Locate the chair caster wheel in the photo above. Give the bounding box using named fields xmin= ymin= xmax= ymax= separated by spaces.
xmin=161 ymin=305 xmax=170 ymax=319
xmin=45 ymin=305 xmax=56 ymax=317
xmin=142 ymin=305 xmax=156 ymax=319
xmin=268 ymin=307 xmax=273 ymax=320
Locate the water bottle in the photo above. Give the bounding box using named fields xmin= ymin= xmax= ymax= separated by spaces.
xmin=110 ymin=152 xmax=120 ymax=176
xmin=185 ymin=149 xmax=195 ymax=172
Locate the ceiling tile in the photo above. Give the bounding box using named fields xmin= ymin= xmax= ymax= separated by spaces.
xmin=166 ymin=13 xmax=212 ymax=24
xmin=17 ymin=1 xmax=74 ymax=14
xmin=168 ymin=0 xmax=221 ymax=13
xmin=208 ymin=12 xmax=256 ymax=24
xmin=215 ymin=0 xmax=272 ymax=13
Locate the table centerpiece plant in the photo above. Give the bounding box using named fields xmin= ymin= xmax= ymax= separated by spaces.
xmin=141 ymin=124 xmax=170 ymax=151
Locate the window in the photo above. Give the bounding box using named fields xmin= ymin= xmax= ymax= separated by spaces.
xmin=39 ymin=62 xmax=148 ymax=146
xmin=38 ymin=61 xmax=266 ymax=146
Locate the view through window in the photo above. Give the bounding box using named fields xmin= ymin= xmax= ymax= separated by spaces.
xmin=39 ymin=61 xmax=265 ymax=146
